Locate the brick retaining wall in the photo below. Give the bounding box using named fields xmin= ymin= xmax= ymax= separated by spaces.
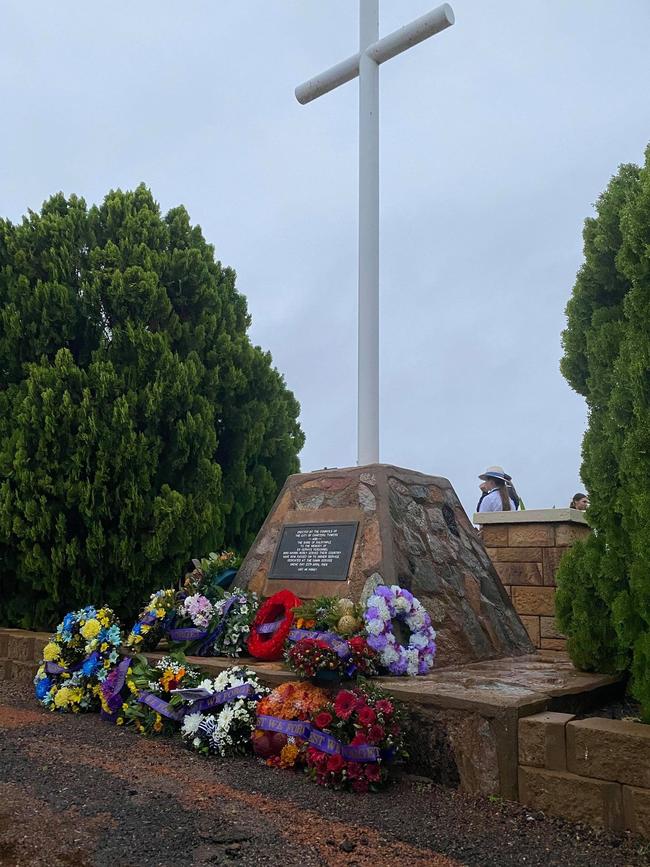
xmin=474 ymin=509 xmax=591 ymax=652
xmin=518 ymin=711 xmax=650 ymax=837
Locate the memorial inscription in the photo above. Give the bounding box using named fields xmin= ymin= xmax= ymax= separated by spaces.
xmin=269 ymin=522 xmax=359 ymax=581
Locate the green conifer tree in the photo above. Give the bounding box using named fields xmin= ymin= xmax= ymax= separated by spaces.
xmin=557 ymin=148 xmax=650 ymax=718
xmin=0 ymin=186 xmax=303 ymax=628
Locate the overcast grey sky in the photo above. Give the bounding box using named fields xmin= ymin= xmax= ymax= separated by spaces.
xmin=2 ymin=1 xmax=649 ymax=518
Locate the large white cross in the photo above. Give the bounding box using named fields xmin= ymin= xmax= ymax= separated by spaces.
xmin=296 ymin=1 xmax=455 ymax=466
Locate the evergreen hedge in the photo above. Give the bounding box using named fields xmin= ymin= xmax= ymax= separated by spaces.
xmin=557 ymin=146 xmax=650 ymax=719
xmin=0 ymin=185 xmax=303 ymax=629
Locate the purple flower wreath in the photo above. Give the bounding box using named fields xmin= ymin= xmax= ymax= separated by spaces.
xmin=363 ymin=585 xmax=437 ymax=676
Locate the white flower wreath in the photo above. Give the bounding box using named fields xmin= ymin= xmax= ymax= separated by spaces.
xmin=180 ymin=667 xmax=268 ymax=757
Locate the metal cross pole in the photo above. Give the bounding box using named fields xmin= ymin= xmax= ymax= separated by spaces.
xmin=296 ymin=2 xmax=455 ymax=467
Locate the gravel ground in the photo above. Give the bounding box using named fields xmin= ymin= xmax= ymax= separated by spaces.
xmin=1 ymin=679 xmax=648 ymax=867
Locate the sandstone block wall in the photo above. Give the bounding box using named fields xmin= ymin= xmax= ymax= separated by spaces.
xmin=518 ymin=711 xmax=650 ymax=838
xmin=475 ymin=510 xmax=591 ymax=652
xmin=0 ymin=628 xmax=49 ymax=684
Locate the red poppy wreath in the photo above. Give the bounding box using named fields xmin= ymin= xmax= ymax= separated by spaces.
xmin=247 ymin=589 xmax=302 ymax=660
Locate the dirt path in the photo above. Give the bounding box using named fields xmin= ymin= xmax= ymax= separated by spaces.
xmin=0 ymin=680 xmax=647 ymax=867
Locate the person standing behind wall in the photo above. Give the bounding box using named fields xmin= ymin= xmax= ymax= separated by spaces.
xmin=570 ymin=492 xmax=589 ymax=511
xmin=477 ymin=467 xmax=516 ymax=512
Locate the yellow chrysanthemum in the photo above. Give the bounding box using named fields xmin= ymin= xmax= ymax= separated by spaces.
xmin=117 ymin=717 xmax=124 ymax=726
xmin=100 ymin=642 xmax=108 ymax=652
xmin=54 ymin=687 xmax=72 ymax=708
xmin=156 ymin=608 xmax=165 ymax=618
xmin=42 ymin=642 xmax=61 ymax=662
xmin=80 ymin=619 xmax=100 ymax=639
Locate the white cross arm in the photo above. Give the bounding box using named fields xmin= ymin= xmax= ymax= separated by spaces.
xmin=295 ymin=3 xmax=455 ymax=105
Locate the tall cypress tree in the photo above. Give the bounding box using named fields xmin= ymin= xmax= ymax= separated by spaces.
xmin=0 ymin=186 xmax=304 ymax=628
xmin=557 ymin=147 xmax=650 ymax=718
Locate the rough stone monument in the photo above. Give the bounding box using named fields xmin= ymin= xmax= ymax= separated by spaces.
xmin=236 ymin=464 xmax=533 ymax=668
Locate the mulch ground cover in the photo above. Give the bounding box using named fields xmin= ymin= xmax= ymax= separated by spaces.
xmin=1 ymin=679 xmax=648 ymax=867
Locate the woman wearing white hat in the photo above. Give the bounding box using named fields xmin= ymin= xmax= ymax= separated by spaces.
xmin=477 ymin=466 xmax=516 ymax=512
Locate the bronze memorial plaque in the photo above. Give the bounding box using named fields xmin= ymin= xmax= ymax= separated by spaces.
xmin=268 ymin=522 xmax=359 ymax=581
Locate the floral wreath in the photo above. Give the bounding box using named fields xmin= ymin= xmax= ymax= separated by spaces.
xmin=119 ymin=654 xmax=203 ymax=736
xmin=252 ymin=680 xmax=328 ymax=768
xmin=306 ymin=683 xmax=406 ymax=792
xmin=34 ymin=605 xmax=123 ymax=712
xmin=125 ymin=588 xmax=177 ymax=651
xmin=180 ymin=666 xmax=268 ymax=757
xmin=210 ymin=590 xmax=258 ymax=657
xmin=363 ymin=585 xmax=436 ymax=676
xmin=247 ymin=589 xmax=302 ymax=660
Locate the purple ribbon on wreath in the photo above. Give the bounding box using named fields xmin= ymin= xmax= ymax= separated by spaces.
xmin=166 ymin=596 xmax=238 ymax=656
xmin=44 ymin=650 xmax=101 ymax=677
xmin=254 ymin=714 xmax=385 ymax=763
xmin=193 ymin=683 xmax=254 ymax=712
xmin=100 ymin=656 xmax=132 ymax=722
xmin=137 ymin=691 xmax=186 ymax=722
xmin=166 ymin=626 xmax=207 ymax=642
xmin=308 ymin=728 xmax=381 ymax=762
xmin=257 ymin=618 xmax=284 ymax=635
xmin=195 ymin=595 xmax=238 ymax=655
xmin=256 ymin=714 xmax=312 ymax=740
xmin=141 ymin=610 xmax=159 ymax=627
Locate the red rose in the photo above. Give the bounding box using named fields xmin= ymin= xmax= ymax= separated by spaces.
xmin=368 ymin=724 xmax=385 ymax=743
xmin=346 ymin=761 xmax=363 ymax=779
xmin=365 ymin=763 xmax=381 ymax=782
xmin=358 ymin=705 xmax=376 ymax=726
xmin=327 ymin=753 xmax=345 ymax=773
xmin=333 ymin=690 xmax=357 ymax=720
xmin=349 ymin=636 xmax=366 ymax=652
xmin=314 ymin=711 xmax=333 ymax=729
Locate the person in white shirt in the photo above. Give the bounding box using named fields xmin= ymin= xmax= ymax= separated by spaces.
xmin=477 ymin=467 xmax=516 ymax=512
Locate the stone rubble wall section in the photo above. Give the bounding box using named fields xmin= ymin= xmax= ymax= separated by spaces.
xmin=518 ymin=711 xmax=650 ymax=839
xmin=483 ymin=520 xmax=591 ymax=652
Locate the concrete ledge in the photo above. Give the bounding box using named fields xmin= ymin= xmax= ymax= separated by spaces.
xmin=474 ymin=509 xmax=588 ymax=525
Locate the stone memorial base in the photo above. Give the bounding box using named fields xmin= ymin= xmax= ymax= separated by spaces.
xmin=236 ymin=464 xmax=533 ymax=668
